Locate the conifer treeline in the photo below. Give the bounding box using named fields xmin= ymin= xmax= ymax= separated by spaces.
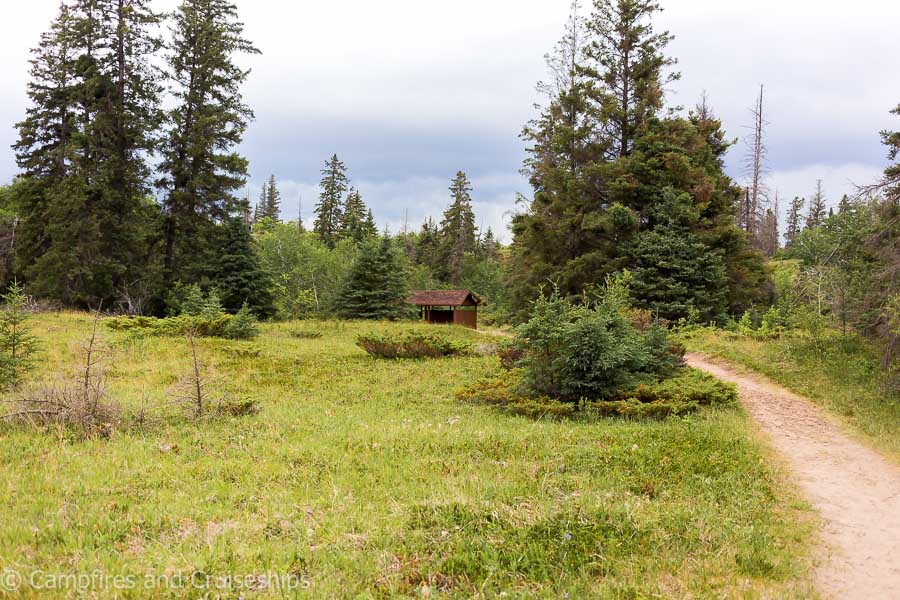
xmin=13 ymin=0 xmax=263 ymax=313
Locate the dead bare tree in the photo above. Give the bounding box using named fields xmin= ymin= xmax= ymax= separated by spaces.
xmin=169 ymin=333 xmax=258 ymax=419
xmin=743 ymin=84 xmax=770 ymax=246
xmin=173 ymin=332 xmax=210 ymax=419
xmin=2 ymin=307 xmax=119 ymax=437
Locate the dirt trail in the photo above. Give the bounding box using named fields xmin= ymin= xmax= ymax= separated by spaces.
xmin=686 ymin=354 xmax=900 ymax=600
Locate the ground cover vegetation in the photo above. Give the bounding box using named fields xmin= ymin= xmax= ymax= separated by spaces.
xmin=0 ymin=313 xmax=815 ymax=597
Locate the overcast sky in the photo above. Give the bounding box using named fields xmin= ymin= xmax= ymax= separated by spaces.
xmin=1 ymin=1 xmax=898 ymax=241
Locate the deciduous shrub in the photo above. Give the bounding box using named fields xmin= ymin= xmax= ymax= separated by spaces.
xmin=357 ymin=332 xmax=471 ymax=359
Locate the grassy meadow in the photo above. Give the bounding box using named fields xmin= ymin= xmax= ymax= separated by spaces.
xmin=0 ymin=313 xmax=817 ymax=598
xmin=679 ymin=327 xmax=900 ymax=462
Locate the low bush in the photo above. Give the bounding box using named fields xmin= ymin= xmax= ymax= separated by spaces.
xmin=290 ymin=329 xmax=324 ymax=340
xmin=456 ymin=368 xmax=735 ymax=421
xmin=455 ymin=371 xmax=575 ymax=419
xmin=610 ymin=368 xmax=738 ymax=407
xmin=357 ymin=332 xmax=471 ymax=359
xmin=222 ymin=344 xmax=262 ymax=359
xmin=104 ymin=314 xmax=253 ymax=339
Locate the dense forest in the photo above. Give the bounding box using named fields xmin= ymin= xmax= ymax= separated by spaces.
xmin=0 ymin=0 xmax=897 ymax=367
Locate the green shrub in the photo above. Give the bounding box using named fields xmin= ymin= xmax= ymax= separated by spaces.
xmin=357 ymin=332 xmax=471 ymax=359
xmin=512 ymin=281 xmax=682 ymax=401
xmin=104 ymin=314 xmax=234 ymax=338
xmin=222 ymin=303 xmax=259 ymax=340
xmin=290 ymin=328 xmax=324 ymax=340
xmin=457 ymin=368 xmax=734 ymax=421
xmin=455 ymin=371 xmax=575 ymax=419
xmin=611 ymin=368 xmax=738 ymax=407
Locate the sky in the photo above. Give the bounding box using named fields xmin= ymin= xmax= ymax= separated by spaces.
xmin=0 ymin=1 xmax=898 ymax=242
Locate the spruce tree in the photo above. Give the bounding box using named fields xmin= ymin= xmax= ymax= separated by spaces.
xmin=14 ymin=0 xmax=163 ymax=305
xmin=334 ymin=235 xmax=410 ymax=320
xmin=511 ymin=9 xmax=769 ymax=322
xmin=0 ymin=281 xmax=40 ymax=388
xmin=880 ymin=104 xmax=900 ymax=200
xmin=363 ymin=209 xmax=378 ymax=239
xmin=314 ymin=154 xmax=349 ymax=248
xmin=256 ymin=184 xmax=267 ymax=222
xmin=339 ymin=188 xmax=369 ymax=243
xmin=583 ymin=0 xmax=679 ymax=158
xmin=785 ymin=196 xmax=805 ymax=248
xmin=208 ymin=216 xmax=275 ymax=318
xmin=806 ymin=180 xmax=828 ymax=229
xmin=415 ymin=218 xmax=441 ymax=272
xmin=159 ymin=0 xmax=260 ymax=288
xmin=838 ymin=194 xmax=853 ymax=214
xmin=439 ymin=171 xmax=477 ymax=284
xmin=258 ymin=174 xmax=281 ymax=221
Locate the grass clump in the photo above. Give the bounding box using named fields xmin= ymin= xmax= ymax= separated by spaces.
xmin=357 ymin=331 xmax=471 ymax=359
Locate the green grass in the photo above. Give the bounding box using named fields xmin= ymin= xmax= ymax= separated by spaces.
xmin=0 ymin=313 xmax=816 ymax=598
xmin=679 ymin=326 xmax=900 ymax=462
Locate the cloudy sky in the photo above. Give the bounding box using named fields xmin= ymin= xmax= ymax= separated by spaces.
xmin=1 ymin=1 xmax=898 ymax=241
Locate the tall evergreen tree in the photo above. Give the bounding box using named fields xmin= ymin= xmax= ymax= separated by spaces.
xmin=363 ymin=209 xmax=378 ymax=239
xmin=838 ymin=194 xmax=853 ymax=214
xmin=439 ymin=171 xmax=477 ymax=284
xmin=785 ymin=196 xmax=805 ymax=248
xmin=208 ymin=216 xmax=275 ymax=318
xmin=881 ymin=104 xmax=900 ymax=200
xmin=314 ymin=154 xmax=348 ymax=248
xmin=158 ymin=0 xmax=260 ymax=289
xmin=14 ymin=0 xmax=163 ymax=306
xmin=583 ymin=0 xmax=679 ymax=158
xmin=334 ymin=235 xmax=410 ymax=320
xmin=14 ymin=5 xmax=78 ymax=292
xmin=339 ymin=187 xmax=370 ymax=244
xmin=415 ymin=217 xmax=441 ymax=272
xmin=256 ymin=174 xmax=281 ymax=221
xmin=806 ymin=180 xmax=828 ymax=229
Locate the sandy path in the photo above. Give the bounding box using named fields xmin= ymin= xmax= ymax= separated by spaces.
xmin=686 ymin=354 xmax=900 ymax=600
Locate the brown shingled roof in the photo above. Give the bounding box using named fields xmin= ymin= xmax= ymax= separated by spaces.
xmin=407 ymin=290 xmax=481 ymax=307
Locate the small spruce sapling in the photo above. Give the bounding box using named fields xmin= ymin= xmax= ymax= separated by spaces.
xmin=223 ymin=302 xmax=259 ymax=340
xmin=0 ymin=282 xmax=40 ymax=388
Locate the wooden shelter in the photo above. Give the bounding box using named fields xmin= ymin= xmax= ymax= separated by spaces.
xmin=407 ymin=290 xmax=482 ymax=329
